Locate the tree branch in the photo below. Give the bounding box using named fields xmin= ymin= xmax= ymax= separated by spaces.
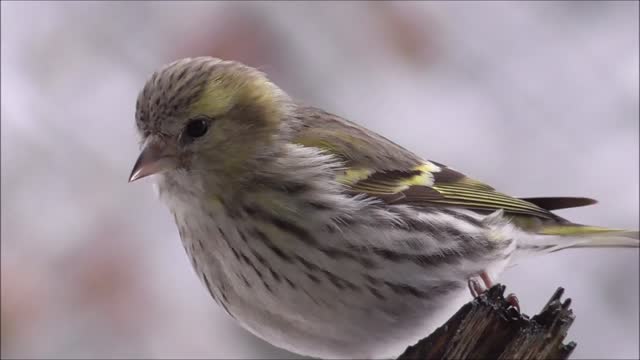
xmin=396 ymin=284 xmax=576 ymax=360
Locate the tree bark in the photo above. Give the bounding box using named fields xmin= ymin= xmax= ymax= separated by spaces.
xmin=396 ymin=284 xmax=576 ymax=360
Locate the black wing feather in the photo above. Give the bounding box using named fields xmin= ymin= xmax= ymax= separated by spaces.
xmin=519 ymin=197 xmax=597 ymax=211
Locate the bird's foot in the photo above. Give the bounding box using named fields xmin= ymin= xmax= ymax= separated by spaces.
xmin=467 ymin=271 xmax=521 ymax=313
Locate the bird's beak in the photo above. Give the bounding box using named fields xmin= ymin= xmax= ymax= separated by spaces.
xmin=128 ymin=137 xmax=177 ymax=182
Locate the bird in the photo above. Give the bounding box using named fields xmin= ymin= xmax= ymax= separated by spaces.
xmin=129 ymin=56 xmax=639 ymax=359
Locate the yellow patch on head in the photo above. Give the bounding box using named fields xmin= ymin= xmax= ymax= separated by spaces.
xmin=189 ymin=66 xmax=282 ymax=126
xmin=190 ymin=81 xmax=235 ymax=117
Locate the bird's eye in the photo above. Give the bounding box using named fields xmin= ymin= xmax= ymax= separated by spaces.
xmin=184 ymin=118 xmax=209 ymax=138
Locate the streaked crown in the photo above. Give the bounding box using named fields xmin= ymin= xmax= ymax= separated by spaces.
xmin=135 ymin=57 xmax=288 ymax=136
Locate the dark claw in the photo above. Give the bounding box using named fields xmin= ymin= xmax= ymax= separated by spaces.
xmin=506 ymin=292 xmax=520 ymax=312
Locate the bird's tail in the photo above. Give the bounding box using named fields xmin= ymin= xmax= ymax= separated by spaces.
xmin=516 ymin=224 xmax=639 ymax=256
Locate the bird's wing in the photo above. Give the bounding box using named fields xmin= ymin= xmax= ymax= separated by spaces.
xmin=293 ymin=107 xmax=594 ymax=221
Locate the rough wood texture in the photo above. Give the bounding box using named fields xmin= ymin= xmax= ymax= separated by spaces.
xmin=397 ymin=284 xmax=576 ymax=360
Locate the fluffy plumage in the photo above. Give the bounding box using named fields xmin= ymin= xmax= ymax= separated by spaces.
xmin=130 ymin=57 xmax=639 ymax=359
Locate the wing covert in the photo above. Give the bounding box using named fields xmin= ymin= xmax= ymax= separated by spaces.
xmin=292 ymin=106 xmax=558 ymax=220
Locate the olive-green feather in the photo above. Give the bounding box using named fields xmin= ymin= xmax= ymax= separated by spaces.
xmin=290 ymin=107 xmax=639 ymax=248
xmin=292 ymin=107 xmax=566 ymax=220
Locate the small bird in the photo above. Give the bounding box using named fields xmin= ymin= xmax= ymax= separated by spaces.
xmin=129 ymin=57 xmax=638 ymax=359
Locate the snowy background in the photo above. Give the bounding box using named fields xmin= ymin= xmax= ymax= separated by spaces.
xmin=2 ymin=1 xmax=638 ymax=359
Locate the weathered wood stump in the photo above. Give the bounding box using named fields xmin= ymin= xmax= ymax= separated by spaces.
xmin=397 ymin=284 xmax=576 ymax=360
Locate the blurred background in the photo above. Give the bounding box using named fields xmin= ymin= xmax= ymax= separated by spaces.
xmin=1 ymin=1 xmax=638 ymax=359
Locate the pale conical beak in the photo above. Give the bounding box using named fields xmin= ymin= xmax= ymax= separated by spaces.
xmin=128 ymin=137 xmax=177 ymax=182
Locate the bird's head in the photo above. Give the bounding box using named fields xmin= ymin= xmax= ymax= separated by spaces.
xmin=129 ymin=57 xmax=290 ymax=184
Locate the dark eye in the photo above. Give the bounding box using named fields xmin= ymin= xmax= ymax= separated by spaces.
xmin=184 ymin=118 xmax=209 ymax=138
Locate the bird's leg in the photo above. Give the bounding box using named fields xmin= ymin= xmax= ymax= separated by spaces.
xmin=480 ymin=271 xmax=493 ymax=288
xmin=467 ymin=270 xmax=493 ymax=298
xmin=482 ymin=271 xmax=521 ymax=311
xmin=467 ymin=277 xmax=485 ymax=298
